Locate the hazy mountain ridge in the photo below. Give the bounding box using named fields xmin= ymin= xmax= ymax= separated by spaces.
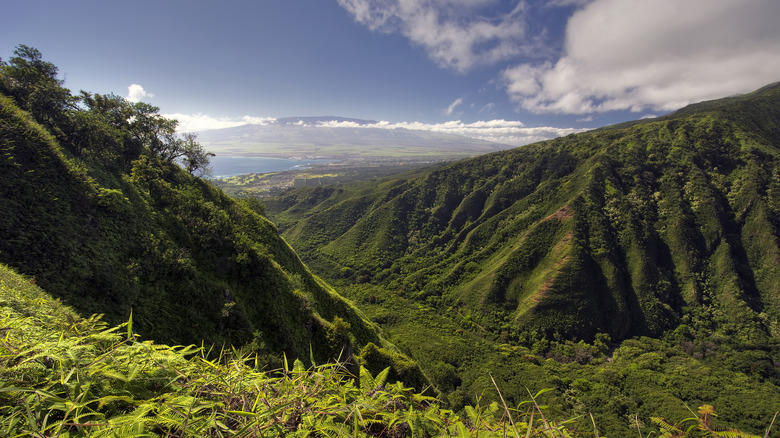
xmin=196 ymin=116 xmax=510 ymax=158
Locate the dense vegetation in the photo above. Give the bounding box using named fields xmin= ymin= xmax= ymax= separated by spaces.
xmin=266 ymin=84 xmax=780 ymax=435
xmin=0 ymin=45 xmax=421 ymax=380
xmin=0 ymin=263 xmax=770 ymax=437
xmin=2 ymin=44 xmax=779 ymax=436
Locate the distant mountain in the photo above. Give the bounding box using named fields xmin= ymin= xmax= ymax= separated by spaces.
xmin=196 ymin=117 xmax=510 ymax=159
xmin=276 ymin=116 xmax=378 ymax=125
xmin=267 ymin=82 xmax=780 ymax=342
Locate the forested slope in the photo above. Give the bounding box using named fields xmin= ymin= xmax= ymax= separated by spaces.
xmin=268 ymin=83 xmax=780 ymax=342
xmin=266 ymin=83 xmax=780 ymax=435
xmin=0 ymin=45 xmax=422 ymax=381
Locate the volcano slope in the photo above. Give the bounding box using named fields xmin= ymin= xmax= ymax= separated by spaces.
xmin=266 ymin=83 xmax=780 ymax=434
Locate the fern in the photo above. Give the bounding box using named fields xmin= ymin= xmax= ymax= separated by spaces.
xmin=2 ymin=263 xmax=775 ymax=437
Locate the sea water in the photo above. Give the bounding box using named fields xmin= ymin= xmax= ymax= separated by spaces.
xmin=209 ymin=156 xmax=332 ymax=178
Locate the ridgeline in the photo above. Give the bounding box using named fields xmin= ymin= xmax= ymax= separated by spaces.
xmin=0 ymin=45 xmax=422 ymax=384
xmin=268 ymin=83 xmax=780 ymax=341
xmin=2 ymin=44 xmax=779 ymax=436
xmin=266 ymin=83 xmax=780 ymax=435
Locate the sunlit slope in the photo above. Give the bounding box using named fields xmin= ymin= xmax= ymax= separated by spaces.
xmin=0 ymin=94 xmax=411 ymax=370
xmin=267 ymin=83 xmax=780 ymax=341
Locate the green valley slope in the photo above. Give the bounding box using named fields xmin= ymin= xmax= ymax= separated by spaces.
xmin=265 ymin=84 xmax=780 ymax=435
xmin=0 ymin=48 xmax=423 ymax=383
xmin=268 ymin=83 xmax=780 ymax=342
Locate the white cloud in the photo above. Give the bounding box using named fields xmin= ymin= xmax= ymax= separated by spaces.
xmin=478 ymin=103 xmax=496 ymax=114
xmin=166 ymin=112 xmax=582 ymax=146
xmin=545 ymin=0 xmax=592 ymax=8
xmin=315 ymin=118 xmax=583 ymax=146
xmin=444 ymin=97 xmax=464 ymax=116
xmin=127 ymin=84 xmax=153 ymax=103
xmin=164 ymin=113 xmax=276 ymax=132
xmin=337 ymin=0 xmax=528 ymax=72
xmin=502 ymin=0 xmax=780 ymax=114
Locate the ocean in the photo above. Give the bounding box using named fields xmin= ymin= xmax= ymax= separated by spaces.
xmin=209 ymin=156 xmax=332 ymax=178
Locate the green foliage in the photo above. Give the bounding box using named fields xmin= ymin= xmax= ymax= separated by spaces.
xmin=0 ymin=45 xmax=417 ymax=379
xmin=3 ymin=44 xmax=780 ymax=438
xmin=1 ymin=263 xmax=610 ymax=437
xmin=265 ymin=83 xmax=780 ymax=436
xmin=650 ymin=405 xmax=768 ymax=438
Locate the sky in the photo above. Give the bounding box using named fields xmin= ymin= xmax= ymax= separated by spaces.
xmin=3 ymin=0 xmax=780 ymax=146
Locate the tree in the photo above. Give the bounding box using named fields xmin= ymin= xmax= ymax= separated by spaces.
xmin=0 ymin=45 xmax=75 ymax=134
xmin=179 ymin=132 xmax=215 ymax=176
xmin=2 ymin=45 xmax=214 ymax=177
xmin=68 ymin=92 xmax=135 ymax=167
xmin=127 ymin=101 xmax=181 ymax=162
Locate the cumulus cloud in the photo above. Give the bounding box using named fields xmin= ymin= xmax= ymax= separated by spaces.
xmin=164 ymin=113 xmax=276 ymax=132
xmin=127 ymin=84 xmax=153 ymax=103
xmin=502 ymin=0 xmax=780 ymax=114
xmin=337 ymin=0 xmax=528 ymax=72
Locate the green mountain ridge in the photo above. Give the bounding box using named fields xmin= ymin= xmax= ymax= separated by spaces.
xmin=267 ymin=83 xmax=780 ymax=341
xmin=0 ymin=47 xmax=423 ymax=385
xmin=264 ymin=83 xmax=780 ymax=435
xmin=3 ymin=45 xmax=780 ymax=436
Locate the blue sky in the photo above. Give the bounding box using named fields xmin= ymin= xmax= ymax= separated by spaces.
xmin=3 ymin=0 xmax=780 ymax=145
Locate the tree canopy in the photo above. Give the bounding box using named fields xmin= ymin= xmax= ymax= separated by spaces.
xmin=1 ymin=44 xmax=213 ymax=174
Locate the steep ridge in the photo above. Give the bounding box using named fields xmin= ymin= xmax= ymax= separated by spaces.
xmin=0 ymin=71 xmax=423 ymax=382
xmin=267 ymin=83 xmax=780 ymax=343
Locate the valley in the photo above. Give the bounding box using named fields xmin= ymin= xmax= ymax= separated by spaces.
xmin=264 ymin=83 xmax=780 ymax=435
xmin=1 ymin=45 xmax=779 ymax=437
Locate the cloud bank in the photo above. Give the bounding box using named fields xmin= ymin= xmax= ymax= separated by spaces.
xmin=339 ymin=0 xmax=780 ymax=116
xmin=365 ymin=119 xmax=583 ymax=146
xmin=168 ymin=112 xmax=582 ymax=146
xmin=503 ymin=0 xmax=780 ymax=114
xmin=165 ymin=113 xmax=277 ymax=132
